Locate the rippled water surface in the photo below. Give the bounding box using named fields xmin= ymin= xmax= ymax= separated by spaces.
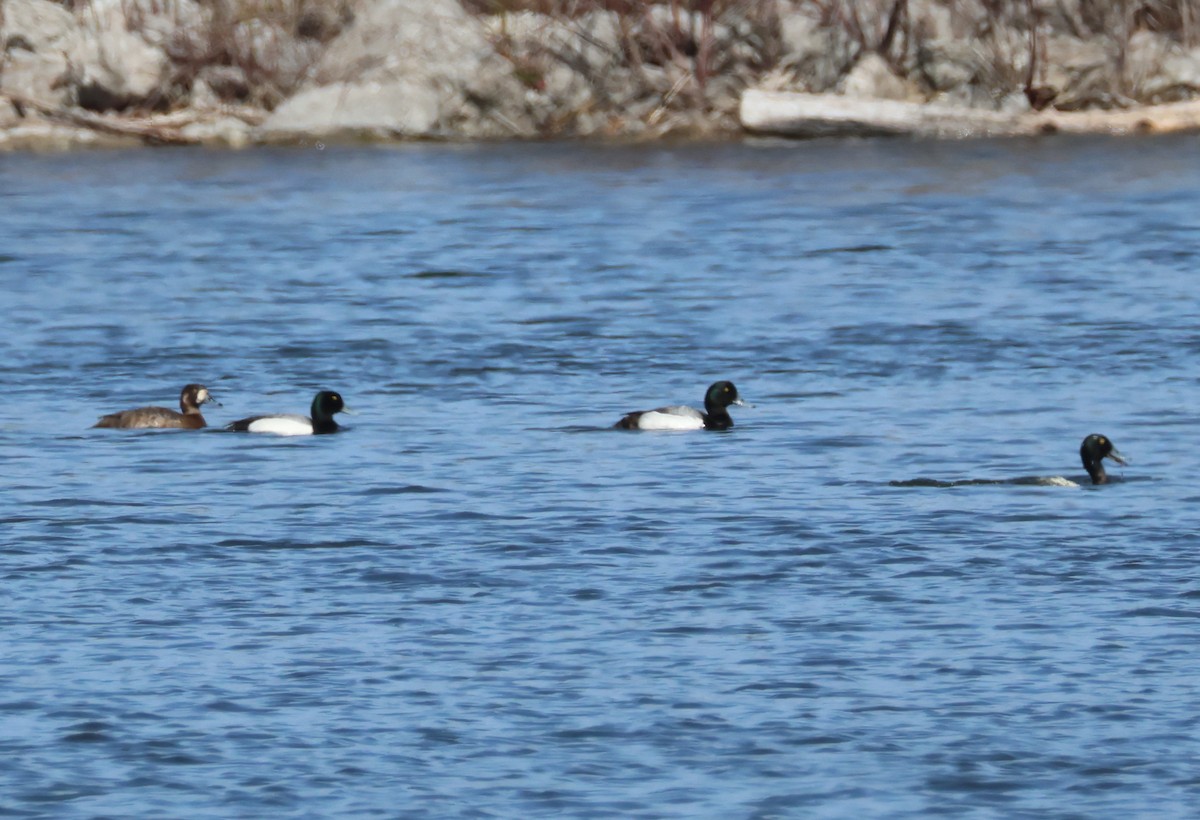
xmin=4 ymin=137 xmax=1200 ymax=817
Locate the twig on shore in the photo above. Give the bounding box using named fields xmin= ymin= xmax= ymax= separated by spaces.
xmin=647 ymin=71 xmax=692 ymax=125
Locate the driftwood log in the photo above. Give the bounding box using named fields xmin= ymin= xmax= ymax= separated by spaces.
xmin=1 ymin=93 xmax=263 ymax=146
xmin=740 ymin=90 xmax=1200 ymax=139
xmin=3 ymin=93 xmax=193 ymax=144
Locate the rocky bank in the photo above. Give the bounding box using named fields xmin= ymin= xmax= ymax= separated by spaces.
xmin=4 ymin=0 xmax=1200 ymax=150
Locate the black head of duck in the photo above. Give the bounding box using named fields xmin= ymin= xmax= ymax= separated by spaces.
xmin=1080 ymin=434 xmax=1127 ymax=485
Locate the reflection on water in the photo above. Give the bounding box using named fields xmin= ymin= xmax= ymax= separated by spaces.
xmin=3 ymin=136 xmax=1200 ymax=816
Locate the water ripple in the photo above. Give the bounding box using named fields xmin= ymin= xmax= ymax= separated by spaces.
xmin=4 ymin=138 xmax=1200 ymax=817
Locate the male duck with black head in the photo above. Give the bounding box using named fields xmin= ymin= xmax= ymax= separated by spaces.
xmin=93 ymin=384 xmax=220 ymax=429
xmin=226 ymin=390 xmax=349 ymax=436
xmin=1080 ymin=433 xmax=1127 ymax=485
xmin=615 ymin=381 xmax=749 ymax=431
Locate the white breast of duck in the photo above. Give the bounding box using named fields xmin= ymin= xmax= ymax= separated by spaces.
xmin=631 ymin=406 xmax=707 ymax=430
xmin=242 ymin=414 xmax=316 ymax=436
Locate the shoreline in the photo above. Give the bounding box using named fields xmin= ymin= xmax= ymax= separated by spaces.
xmin=6 ymin=0 xmax=1200 ymax=152
xmin=9 ymin=94 xmax=1200 ymax=154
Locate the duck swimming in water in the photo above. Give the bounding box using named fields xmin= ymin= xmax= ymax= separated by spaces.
xmin=891 ymin=432 xmax=1130 ymax=487
xmin=93 ymin=384 xmax=219 ymax=429
xmin=226 ymin=391 xmax=348 ymax=436
xmin=1079 ymin=433 xmax=1127 ymax=485
xmin=614 ymin=381 xmax=748 ymax=431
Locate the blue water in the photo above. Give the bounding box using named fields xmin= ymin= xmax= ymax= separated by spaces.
xmin=3 ymin=136 xmax=1200 ymax=817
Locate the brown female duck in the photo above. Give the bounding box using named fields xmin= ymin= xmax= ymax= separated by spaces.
xmin=93 ymin=384 xmax=219 ymax=430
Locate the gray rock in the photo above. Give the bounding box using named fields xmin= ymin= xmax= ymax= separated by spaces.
xmin=995 ymin=90 xmax=1029 ymax=113
xmin=2 ymin=0 xmax=77 ymax=52
xmin=1041 ymin=34 xmax=1113 ymax=108
xmin=1126 ymin=31 xmax=1200 ymax=103
xmin=932 ymin=83 xmax=1023 ymax=112
xmin=295 ymin=3 xmax=355 ymax=43
xmin=189 ymin=76 xmax=221 ymax=110
xmin=458 ymin=60 xmax=546 ymax=137
xmin=779 ymin=12 xmax=822 ymax=59
xmin=1 ymin=49 xmax=72 ymax=106
xmin=481 ymin=10 xmax=620 ymax=77
xmin=839 ymin=53 xmax=921 ymax=102
xmin=179 ymin=114 xmax=253 ymax=147
xmin=79 ymin=0 xmax=205 ymax=49
xmin=1155 ymin=45 xmax=1200 ymax=100
xmin=0 ymin=98 xmax=21 ymax=129
xmin=775 ymin=9 xmax=857 ymax=92
xmin=0 ymin=119 xmax=137 ymax=150
xmin=916 ymin=42 xmax=977 ymax=93
xmin=474 ymin=8 xmax=621 ymax=135
xmin=194 ymin=65 xmax=251 ymax=104
xmin=73 ymin=27 xmax=169 ymax=110
xmin=311 ymin=0 xmax=489 ymax=85
xmin=265 ymin=79 xmax=440 ymax=138
xmin=227 ymin=18 xmax=321 ymax=99
xmin=263 ymin=0 xmax=529 ymax=140
xmin=0 ymin=0 xmax=80 ymax=106
xmin=966 ymin=23 xmax=1027 ymax=106
xmin=907 ymin=0 xmax=957 ymax=43
xmin=563 ymin=10 xmax=623 ymax=72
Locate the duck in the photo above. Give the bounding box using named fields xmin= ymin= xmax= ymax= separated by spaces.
xmin=892 ymin=433 xmax=1130 ymax=488
xmin=226 ymin=390 xmax=348 ymax=436
xmin=614 ymin=381 xmax=748 ymax=431
xmin=1080 ymin=433 xmax=1127 ymax=485
xmin=93 ymin=384 xmax=219 ymax=429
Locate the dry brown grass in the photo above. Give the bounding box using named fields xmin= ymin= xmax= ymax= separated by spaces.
xmin=470 ymin=0 xmax=786 ymax=134
xmin=787 ymin=0 xmax=1200 ymax=108
xmin=47 ymin=0 xmax=356 ymax=110
xmin=37 ymin=0 xmax=1200 ymax=123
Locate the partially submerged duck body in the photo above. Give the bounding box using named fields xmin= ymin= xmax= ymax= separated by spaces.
xmin=226 ymin=391 xmax=347 ymax=436
xmin=615 ymin=381 xmax=748 ymax=431
xmin=93 ymin=384 xmax=219 ymax=430
xmin=891 ymin=434 xmax=1128 ymax=488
